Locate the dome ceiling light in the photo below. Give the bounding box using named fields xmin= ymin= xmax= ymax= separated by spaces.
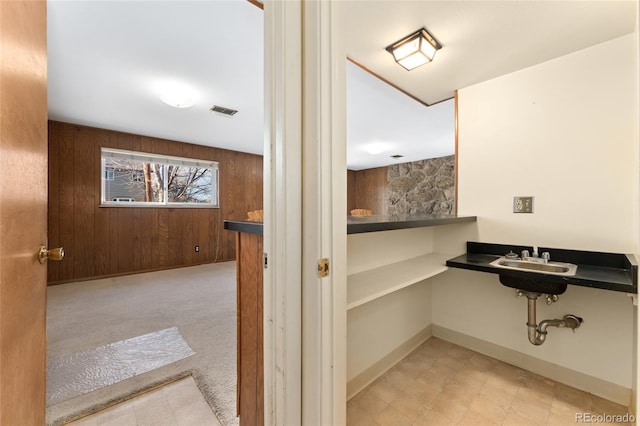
xmin=159 ymin=83 xmax=196 ymax=108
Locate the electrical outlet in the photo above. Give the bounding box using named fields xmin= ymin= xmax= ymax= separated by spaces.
xmin=513 ymin=196 xmax=534 ymax=213
xmin=194 ymin=245 xmax=200 ymax=253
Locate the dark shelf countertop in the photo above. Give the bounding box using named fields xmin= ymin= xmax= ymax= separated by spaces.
xmin=225 ymin=214 xmax=477 ymax=236
xmin=223 ymin=220 xmax=263 ymax=235
xmin=446 ymin=242 xmax=638 ymax=294
xmin=346 ymin=214 xmax=477 ymax=234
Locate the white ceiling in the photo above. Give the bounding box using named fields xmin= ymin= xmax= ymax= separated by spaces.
xmin=345 ymin=1 xmax=636 ymax=106
xmin=47 ymin=1 xmax=636 ymax=170
xmin=48 ymin=0 xmax=265 ymax=155
xmin=347 ymin=62 xmax=454 ymax=170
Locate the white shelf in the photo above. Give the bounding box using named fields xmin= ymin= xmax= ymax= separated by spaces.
xmin=347 ymin=253 xmax=449 ymax=310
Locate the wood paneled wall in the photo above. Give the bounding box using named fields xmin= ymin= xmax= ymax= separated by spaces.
xmin=47 ymin=121 xmax=263 ymax=285
xmin=347 ymin=170 xmax=356 ymax=214
xmin=348 ymin=167 xmax=389 ymax=216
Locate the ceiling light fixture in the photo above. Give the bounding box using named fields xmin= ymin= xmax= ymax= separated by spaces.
xmin=385 ymin=27 xmax=442 ymax=71
xmin=159 ymin=83 xmax=196 ymax=108
xmin=364 ymin=142 xmax=390 ymax=155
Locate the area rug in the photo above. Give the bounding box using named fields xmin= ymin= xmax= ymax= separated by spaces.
xmin=45 ymin=262 xmax=238 ymax=426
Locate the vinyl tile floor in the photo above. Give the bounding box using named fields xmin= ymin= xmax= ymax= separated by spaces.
xmin=66 ymin=376 xmax=222 ymax=426
xmin=348 ymin=337 xmax=631 ymax=426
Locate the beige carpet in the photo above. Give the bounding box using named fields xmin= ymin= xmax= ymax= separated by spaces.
xmin=46 ymin=262 xmax=238 ymax=426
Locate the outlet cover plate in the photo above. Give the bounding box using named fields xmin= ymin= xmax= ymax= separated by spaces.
xmin=513 ymin=196 xmax=534 ymax=213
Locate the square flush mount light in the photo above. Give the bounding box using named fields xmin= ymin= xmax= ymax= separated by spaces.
xmin=385 ymin=27 xmax=442 ymax=71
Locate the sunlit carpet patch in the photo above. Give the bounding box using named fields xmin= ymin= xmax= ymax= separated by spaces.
xmin=47 ymin=327 xmax=195 ymax=405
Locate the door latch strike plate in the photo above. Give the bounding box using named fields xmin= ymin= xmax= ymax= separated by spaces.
xmin=318 ymin=258 xmax=329 ymax=278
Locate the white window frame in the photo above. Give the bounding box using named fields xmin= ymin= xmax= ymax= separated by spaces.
xmin=100 ymin=148 xmax=219 ymax=208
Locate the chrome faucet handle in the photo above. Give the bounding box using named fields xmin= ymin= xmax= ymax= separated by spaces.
xmin=521 ymin=250 xmax=530 ymax=259
xmin=541 ymin=252 xmax=550 ymax=262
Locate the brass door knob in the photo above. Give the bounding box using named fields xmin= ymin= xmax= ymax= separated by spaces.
xmin=38 ymin=246 xmax=64 ymax=264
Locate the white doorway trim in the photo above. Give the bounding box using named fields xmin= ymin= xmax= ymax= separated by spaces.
xmin=263 ymin=0 xmax=302 ymax=424
xmin=301 ymin=1 xmax=347 ymax=425
xmin=263 ymin=0 xmax=347 ymax=424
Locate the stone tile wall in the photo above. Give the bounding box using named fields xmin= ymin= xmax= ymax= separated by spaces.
xmin=387 ymin=155 xmax=455 ymax=215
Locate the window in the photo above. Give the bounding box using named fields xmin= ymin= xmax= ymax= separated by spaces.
xmin=101 ymin=148 xmax=219 ymax=207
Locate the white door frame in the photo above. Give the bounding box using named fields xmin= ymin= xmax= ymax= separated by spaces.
xmin=301 ymin=1 xmax=347 ymax=425
xmin=263 ymin=0 xmax=346 ymax=424
xmin=263 ymin=1 xmax=302 ymax=423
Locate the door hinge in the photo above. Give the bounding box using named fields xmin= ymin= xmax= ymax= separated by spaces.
xmin=318 ymin=258 xmax=329 ymax=278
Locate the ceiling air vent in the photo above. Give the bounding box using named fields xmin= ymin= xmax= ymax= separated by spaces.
xmin=210 ymin=105 xmax=238 ymax=116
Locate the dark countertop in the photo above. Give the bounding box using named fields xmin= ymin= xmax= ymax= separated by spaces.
xmin=223 ymin=220 xmax=263 ymax=235
xmin=225 ymin=214 xmax=477 ymax=236
xmin=346 ymin=214 xmax=477 ymax=234
xmin=446 ymin=242 xmax=638 ymax=293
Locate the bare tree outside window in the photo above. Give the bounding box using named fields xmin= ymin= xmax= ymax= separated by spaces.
xmin=104 ymin=158 xmax=160 ymax=202
xmin=167 ymin=166 xmax=214 ymax=204
xmin=102 ymin=149 xmax=218 ymax=207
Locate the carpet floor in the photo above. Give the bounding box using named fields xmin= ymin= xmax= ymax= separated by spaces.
xmin=46 ymin=262 xmax=238 ymax=426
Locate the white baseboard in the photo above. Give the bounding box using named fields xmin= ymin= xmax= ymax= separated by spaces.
xmin=347 ymin=325 xmax=432 ymax=401
xmin=432 ymin=325 xmax=631 ymax=407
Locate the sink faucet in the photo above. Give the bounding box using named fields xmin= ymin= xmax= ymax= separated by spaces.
xmin=521 ymin=247 xmax=550 ymax=263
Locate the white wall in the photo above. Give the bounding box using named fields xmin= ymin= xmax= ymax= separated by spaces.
xmin=434 ymin=34 xmax=639 ymax=394
xmin=458 ymin=34 xmax=638 ymax=252
xmin=347 ymin=228 xmax=435 ymax=382
xmin=634 ymin=0 xmax=640 ymax=413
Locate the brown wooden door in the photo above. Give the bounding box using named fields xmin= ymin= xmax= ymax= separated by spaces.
xmin=0 ymin=1 xmax=48 ymax=424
